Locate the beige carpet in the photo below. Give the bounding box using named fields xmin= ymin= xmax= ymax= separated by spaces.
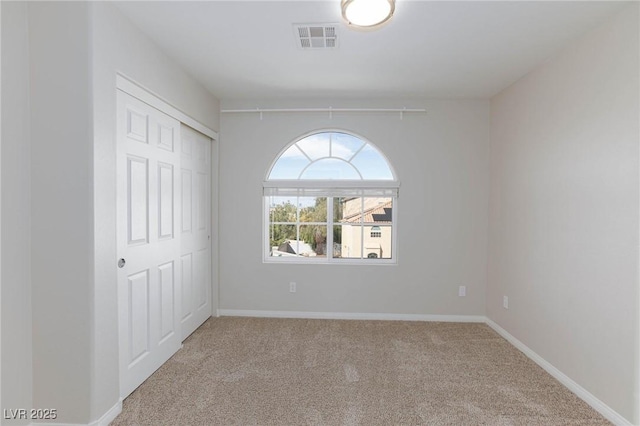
xmin=111 ymin=317 xmax=610 ymax=425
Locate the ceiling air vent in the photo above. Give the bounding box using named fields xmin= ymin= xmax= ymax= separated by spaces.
xmin=293 ymin=24 xmax=339 ymax=49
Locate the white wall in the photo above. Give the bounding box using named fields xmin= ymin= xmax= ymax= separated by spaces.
xmin=219 ymin=99 xmax=489 ymax=317
xmin=91 ymin=2 xmax=220 ymax=422
xmin=1 ymin=2 xmax=3 ymax=418
xmin=0 ymin=2 xmax=220 ymax=424
xmin=1 ymin=2 xmax=32 ymax=424
xmin=29 ymin=2 xmax=94 ymax=423
xmin=488 ymin=4 xmax=639 ymax=424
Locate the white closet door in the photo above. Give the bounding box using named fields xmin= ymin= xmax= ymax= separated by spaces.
xmin=180 ymin=125 xmax=212 ymax=340
xmin=116 ymin=91 xmax=182 ymax=398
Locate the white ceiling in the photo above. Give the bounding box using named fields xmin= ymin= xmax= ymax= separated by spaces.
xmin=114 ymin=1 xmax=628 ymax=100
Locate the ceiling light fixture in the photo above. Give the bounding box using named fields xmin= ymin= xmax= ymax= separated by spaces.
xmin=341 ymin=0 xmax=395 ymax=30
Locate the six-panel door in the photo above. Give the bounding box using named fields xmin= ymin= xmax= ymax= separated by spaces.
xmin=117 ymin=91 xmax=182 ymax=398
xmin=180 ymin=125 xmax=212 ymax=340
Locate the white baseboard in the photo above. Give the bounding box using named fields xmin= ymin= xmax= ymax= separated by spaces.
xmin=30 ymin=399 xmax=122 ymax=426
xmin=485 ymin=319 xmax=633 ymax=426
xmin=90 ymin=399 xmax=122 ymax=426
xmin=218 ymin=309 xmax=486 ymax=323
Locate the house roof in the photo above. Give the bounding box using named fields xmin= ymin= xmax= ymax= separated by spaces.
xmin=342 ymin=201 xmax=392 ymax=224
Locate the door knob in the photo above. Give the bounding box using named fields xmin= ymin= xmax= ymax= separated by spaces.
xmin=118 ymin=258 xmax=126 ymax=268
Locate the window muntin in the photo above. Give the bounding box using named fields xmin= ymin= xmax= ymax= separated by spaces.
xmin=265 ymin=131 xmax=398 ymax=263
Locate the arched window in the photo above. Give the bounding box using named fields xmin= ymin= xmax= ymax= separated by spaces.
xmin=264 ymin=131 xmax=398 ymax=263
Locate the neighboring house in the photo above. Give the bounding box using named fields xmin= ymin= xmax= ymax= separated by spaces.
xmin=272 ymin=239 xmax=316 ymax=257
xmin=340 ymin=198 xmax=392 ymax=259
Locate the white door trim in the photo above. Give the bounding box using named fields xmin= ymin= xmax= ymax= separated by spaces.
xmin=116 ymin=73 xmax=218 ymax=141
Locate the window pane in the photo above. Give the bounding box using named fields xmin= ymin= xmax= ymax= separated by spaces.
xmin=331 ymin=133 xmax=364 ymax=161
xmin=300 ymin=158 xmax=361 ymax=180
xmin=364 ymin=224 xmax=392 ymax=259
xmin=337 ymin=197 xmax=362 ymax=223
xmin=269 ymin=198 xmax=297 ymax=223
xmin=334 ymin=197 xmax=363 ymax=259
xmin=334 ymin=198 xmax=363 ymax=259
xmin=382 ymin=225 xmax=393 ymax=259
xmin=299 ymin=197 xmax=327 ymax=222
xmin=296 ymin=134 xmax=330 ymax=160
xmin=269 ymin=145 xmax=309 ymax=179
xmin=268 ymin=132 xmax=396 ymax=182
xmin=332 ymin=225 xmax=342 ymax=258
xmin=269 ymin=224 xmax=296 ymax=256
xmin=337 ymin=224 xmax=363 ymax=259
xmin=333 ymin=196 xmax=344 ymax=223
xmin=362 ymin=197 xmax=392 ymax=224
xmin=362 ymin=198 xmax=392 ymax=258
xmin=333 ymin=197 xmax=393 ymax=259
xmin=350 ymin=144 xmax=394 ymax=180
xmin=299 ymin=225 xmax=327 ymax=257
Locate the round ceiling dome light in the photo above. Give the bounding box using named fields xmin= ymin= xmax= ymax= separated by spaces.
xmin=341 ymin=0 xmax=395 ymax=29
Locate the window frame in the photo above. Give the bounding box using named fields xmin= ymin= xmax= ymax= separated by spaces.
xmin=263 ymin=130 xmax=399 ymax=265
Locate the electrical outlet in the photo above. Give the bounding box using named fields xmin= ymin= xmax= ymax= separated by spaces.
xmin=458 ymin=286 xmax=466 ymax=297
xmin=289 ymin=282 xmax=296 ymax=293
xmin=503 ymin=296 xmax=509 ymax=309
